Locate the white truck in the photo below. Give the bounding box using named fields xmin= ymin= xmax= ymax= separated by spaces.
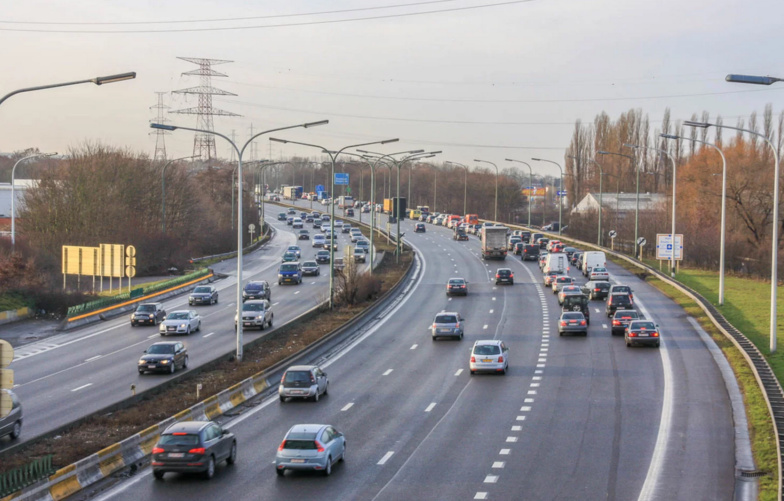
xmin=543 ymin=252 xmax=568 ymax=275
xmin=337 ymin=196 xmax=354 ymax=209
xmin=581 ymin=251 xmax=607 ymax=277
xmin=481 ymin=226 xmax=508 ymax=259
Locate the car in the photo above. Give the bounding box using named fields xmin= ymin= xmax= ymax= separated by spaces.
xmin=572 ymin=251 xmax=584 ymax=268
xmin=531 ymin=232 xmax=544 ymax=243
xmin=287 ymin=246 xmax=302 ymax=259
xmin=287 ymin=208 xmax=297 ymax=215
xmin=305 ymin=216 xmax=314 ymax=223
xmin=581 ymin=280 xmax=611 ymax=300
xmin=323 ymin=240 xmax=338 ymax=251
xmin=415 ymin=223 xmax=426 ymax=233
xmin=589 ymin=266 xmax=610 ymax=281
xmin=334 ymin=257 xmax=345 ymax=272
xmin=138 ymin=341 xmax=188 ymax=374
xmin=321 ymin=225 xmax=332 ymax=234
xmin=355 ymin=239 xmax=370 ymax=253
xmin=558 ymin=285 xmax=582 ymax=305
xmin=313 ymin=234 xmax=326 ymax=247
xmin=130 ymin=302 xmax=166 ymax=326
xmin=561 ymin=293 xmax=591 ymax=325
xmin=275 ymin=424 xmax=346 ymax=476
xmin=520 ymin=231 xmax=531 ymax=243
xmin=446 ymin=277 xmax=469 ymax=296
xmin=189 ymin=285 xmax=218 ymax=306
xmin=235 ymin=299 xmax=273 ymax=330
xmin=298 ymin=230 xmax=310 ymax=240
xmin=606 ymin=293 xmax=634 ymax=317
xmin=495 ymin=268 xmax=514 ymax=285
xmin=334 ymin=220 xmax=343 ymax=229
xmin=507 ymin=236 xmax=522 ymax=251
xmin=301 ymin=261 xmax=320 ymax=276
xmin=286 ymin=217 xmax=294 ymax=226
xmin=321 ymin=214 xmax=330 ymax=221
xmin=512 ymin=242 xmax=524 ymax=255
xmin=552 ymin=275 xmax=575 ymax=294
xmin=243 ymin=280 xmax=271 ymax=301
xmin=342 ymin=224 xmax=352 ymax=233
xmin=431 ymin=311 xmax=464 ymax=340
xmin=469 ymin=340 xmax=509 ymax=375
xmin=352 ymin=248 xmax=366 ymax=263
xmin=454 ymin=230 xmax=468 ymax=241
xmin=315 ymin=250 xmax=330 ymax=263
xmin=563 ymin=247 xmax=577 ymax=258
xmin=350 ymin=230 xmax=364 ymax=242
xmin=292 ymin=218 xmax=303 ymax=229
xmin=538 ymin=252 xmax=549 ymax=270
xmin=612 ymin=309 xmax=644 ymax=336
xmin=300 ymin=212 xmax=308 ymax=218
xmin=625 ymin=320 xmax=661 ymax=347
xmin=0 ymin=390 xmax=22 ymax=440
xmin=152 ymin=420 xmax=236 ymax=480
xmin=537 ymin=237 xmax=550 ymax=249
xmin=282 ymin=251 xmax=298 ymax=262
xmin=522 ymin=244 xmax=540 ymax=261
xmin=159 ymin=310 xmax=201 ymax=336
xmin=313 ymin=219 xmax=322 ymax=229
xmin=362 ymin=205 xmax=370 ymax=213
xmin=547 ymin=240 xmax=562 ymax=251
xmin=278 ymin=262 xmax=303 ymax=285
xmin=558 ymin=311 xmax=588 ymax=336
xmin=278 ymin=365 xmax=329 ymax=402
xmin=543 ymin=270 xmax=564 ymax=287
xmin=346 ymin=208 xmax=355 ymax=217
xmin=277 ymin=212 xmax=287 ymax=221
xmin=609 ymin=284 xmax=634 ymax=301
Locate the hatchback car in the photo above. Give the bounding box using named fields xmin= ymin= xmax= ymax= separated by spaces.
xmin=571 ymin=251 xmax=583 ymax=268
xmin=581 ymin=280 xmax=611 ymax=300
xmin=301 ymin=261 xmax=320 ymax=276
xmin=446 ymin=278 xmax=469 ymax=296
xmin=313 ymin=219 xmax=323 ymax=229
xmin=189 ymin=285 xmax=218 ymax=306
xmin=495 ymin=268 xmax=514 ymax=285
xmin=243 ymin=280 xmax=271 ymax=301
xmin=469 ymin=340 xmax=509 ymax=375
xmin=279 ymin=365 xmax=329 ymax=402
xmin=286 ymin=246 xmax=302 ymax=258
xmin=298 ymin=230 xmax=310 ymax=240
xmin=235 ymin=299 xmax=273 ymax=330
xmin=275 ymin=424 xmax=346 ymax=476
xmin=159 ymin=310 xmax=201 ymax=336
xmin=286 ymin=217 xmax=294 ymax=226
xmin=558 ymin=285 xmax=582 ymax=305
xmin=415 ymin=223 xmax=426 ymax=233
xmin=350 ymin=230 xmax=364 ymax=242
xmin=430 ymin=311 xmax=464 ymax=340
xmin=552 ymin=276 xmax=575 ymax=294
xmin=558 ymin=312 xmax=588 ymax=336
xmin=342 ymin=224 xmax=352 ymax=234
xmin=507 ymin=236 xmax=522 ymax=251
xmin=355 ymin=240 xmax=370 ymax=253
xmin=130 ymin=302 xmax=166 ymax=326
xmin=606 ymin=293 xmax=634 ymax=317
xmin=522 ymin=244 xmax=540 ymax=261
xmin=315 ymin=250 xmax=331 ymax=263
xmin=292 ymin=218 xmax=303 ymax=229
xmin=589 ymin=266 xmax=610 ymax=281
xmin=287 ymin=208 xmax=297 ymax=215
xmin=0 ymin=390 xmax=22 ymax=440
xmin=334 ymin=220 xmax=343 ymax=229
xmin=625 ymin=320 xmax=661 ymax=347
xmin=152 ymin=421 xmax=236 ymax=480
xmin=138 ymin=341 xmax=188 ymax=374
xmin=612 ymin=309 xmax=644 ymax=336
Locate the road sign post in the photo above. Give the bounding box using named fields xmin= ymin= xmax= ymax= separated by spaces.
xmin=609 ymin=230 xmax=617 ymax=251
xmin=125 ymin=245 xmax=136 ymax=293
xmin=249 ymin=223 xmax=256 ymax=243
xmin=637 ymin=237 xmax=647 ymax=260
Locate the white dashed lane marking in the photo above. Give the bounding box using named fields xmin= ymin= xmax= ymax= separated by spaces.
xmin=382 ymin=369 xmax=393 ymax=376
xmin=425 ymin=403 xmax=436 ymax=412
xmin=377 ymin=452 xmax=395 ymax=465
xmin=500 ymin=449 xmax=510 ymax=455
xmin=483 ymin=325 xmax=488 ymax=330
xmin=505 ymin=436 xmax=518 ymax=443
xmin=410 ymin=344 xmax=418 ymax=350
xmin=484 ymin=475 xmax=499 ymax=483
xmin=202 ymin=332 xmax=215 ymax=338
xmin=493 ymin=462 xmax=505 ymax=469
xmin=71 ymin=383 xmax=92 ymax=392
xmin=474 ymin=493 xmax=488 ymax=500
xmin=341 ymin=403 xmax=354 ymax=411
xmin=455 ymin=369 xmax=463 ymax=376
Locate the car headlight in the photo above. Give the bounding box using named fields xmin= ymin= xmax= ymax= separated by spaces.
xmin=257 ymin=315 xmax=264 ymax=319
xmin=149 ymin=314 xmax=154 ymax=319
xmin=138 ymin=360 xmax=146 ymax=365
xmin=161 ymin=359 xmax=170 ymax=364
xmin=179 ymin=323 xmax=187 ymax=329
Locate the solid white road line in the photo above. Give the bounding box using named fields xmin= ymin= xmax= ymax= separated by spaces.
xmin=377 ymin=451 xmax=395 ymax=465
xmin=383 ymin=369 xmax=393 ymax=376
xmin=425 ymin=403 xmax=436 ymax=412
xmin=147 ymin=334 xmax=158 ymax=339
xmin=294 ymin=291 xmax=300 ymax=295
xmin=341 ymin=403 xmax=354 ymax=411
xmin=71 ymin=383 xmax=92 ymax=392
xmin=84 ymin=355 xmax=102 ymax=362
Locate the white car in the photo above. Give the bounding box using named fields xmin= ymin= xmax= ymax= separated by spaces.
xmin=159 ymin=310 xmax=201 ymax=336
xmin=350 ymin=229 xmax=363 ymax=242
xmin=469 ymin=340 xmax=509 ymax=375
xmin=334 ymin=220 xmax=343 ymax=228
xmin=589 ymin=267 xmax=610 ymax=281
xmin=355 ymin=239 xmax=370 ymax=253
xmin=313 ymin=235 xmax=326 ymax=247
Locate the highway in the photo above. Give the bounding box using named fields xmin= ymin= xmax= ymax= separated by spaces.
xmin=88 ymin=203 xmax=737 ymax=501
xmin=2 ymin=210 xmax=372 ymax=452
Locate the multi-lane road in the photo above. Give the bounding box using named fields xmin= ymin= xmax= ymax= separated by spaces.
xmin=85 ymin=202 xmax=739 ymax=501
xmin=3 ymin=211 xmax=372 ymax=453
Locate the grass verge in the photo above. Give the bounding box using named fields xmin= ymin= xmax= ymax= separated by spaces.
xmin=0 ymin=292 xmax=32 ymax=312
xmin=0 ymin=249 xmax=412 ymax=474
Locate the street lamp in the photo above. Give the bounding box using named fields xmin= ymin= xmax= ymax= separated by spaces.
xmin=598 ymin=150 xmax=637 ymax=254
xmin=506 ymin=159 xmax=533 ymax=228
xmin=0 ymin=72 xmax=136 ymax=107
xmin=11 ymin=152 xmax=57 ymax=246
xmin=660 ymin=133 xmax=728 ymax=305
xmin=531 ymin=158 xmax=564 ymax=235
xmin=151 ymin=119 xmax=328 ymax=362
xmin=726 ymin=74 xmax=783 ymax=85
xmin=684 ymin=118 xmax=780 ymax=353
xmin=161 ymin=155 xmax=198 ymax=234
xmin=445 ymin=161 xmax=470 ymax=216
xmin=269 ymin=137 xmax=399 ymax=308
xmin=474 ymin=159 xmax=499 ymax=221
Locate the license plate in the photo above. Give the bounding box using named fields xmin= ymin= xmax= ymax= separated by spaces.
xmin=148 ymin=365 xmax=156 ymax=369
xmin=291 ymin=459 xmax=305 ymax=463
xmin=168 ymin=453 xmax=184 ymax=458
xmin=244 ymin=322 xmax=252 ymax=326
xmin=168 ymin=327 xmax=175 ymax=331
xmin=482 ymin=359 xmax=493 ymax=363
xmin=638 ymin=333 xmax=649 ymax=337
xmin=293 ymin=390 xmax=305 ymax=394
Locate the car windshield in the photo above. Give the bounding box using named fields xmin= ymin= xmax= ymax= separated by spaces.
xmin=303 ymin=262 xmax=317 ymax=267
xmin=288 ymin=247 xmax=299 ymax=251
xmin=284 ymin=371 xmax=312 ymax=383
xmin=280 ymin=264 xmax=299 ymax=272
xmin=147 ymin=344 xmax=175 ymax=355
xmin=137 ymin=305 xmax=156 ymax=312
xmin=167 ymin=312 xmax=188 ymax=320
xmin=243 ymin=303 xmax=266 ymax=312
xmin=193 ymin=287 xmax=211 ymax=293
xmin=612 ymin=295 xmax=632 ymax=304
xmin=633 ymin=321 xmax=656 ymax=330
xmin=435 ymin=315 xmax=458 ymax=323
xmin=318 ymin=252 xmax=329 ymax=256
xmin=562 ymin=313 xmax=584 ymax=320
xmin=159 ymin=434 xmax=199 ymax=446
xmin=473 ymin=345 xmax=501 ymax=355
xmin=245 ymin=284 xmax=261 ymax=291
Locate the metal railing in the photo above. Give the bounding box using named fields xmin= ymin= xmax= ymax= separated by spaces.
xmin=0 ymin=455 xmax=54 ymax=497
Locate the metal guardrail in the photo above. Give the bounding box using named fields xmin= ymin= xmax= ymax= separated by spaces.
xmin=0 ymin=455 xmax=54 ymax=497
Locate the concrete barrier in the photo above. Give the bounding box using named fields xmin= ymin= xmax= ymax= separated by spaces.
xmin=0 ymin=307 xmax=30 ymax=326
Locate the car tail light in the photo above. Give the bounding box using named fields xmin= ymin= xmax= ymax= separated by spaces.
xmin=152 ymin=447 xmax=164 ymax=454
xmin=580 ymin=320 xmax=586 ymax=326
xmin=315 ymin=441 xmax=325 ymax=453
xmin=496 ymin=274 xmax=500 ymax=278
xmin=594 ymin=288 xmax=600 ymax=292
xmin=497 ymin=356 xmax=504 ymax=363
xmin=628 ymin=332 xmax=637 ymax=337
xmin=652 ymin=332 xmax=659 ymax=337
xmin=510 ymin=273 xmax=514 ymax=278
xmin=470 ymin=356 xmax=476 ymax=363
xmin=278 ymin=440 xmax=287 ymax=451
xmin=188 ymin=447 xmax=206 ymax=455
xmin=560 ymin=321 xmax=567 ymax=326
xmin=612 ymin=320 xmax=621 ymax=326
xmin=432 ymin=323 xmax=437 ymax=329
xmin=455 ymin=322 xmax=460 ymax=329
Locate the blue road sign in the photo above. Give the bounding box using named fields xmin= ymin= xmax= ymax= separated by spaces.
xmin=335 ymin=173 xmax=349 ymax=185
xmin=315 ymin=184 xmax=325 ymax=193
xmin=557 ymin=190 xmax=567 ymax=196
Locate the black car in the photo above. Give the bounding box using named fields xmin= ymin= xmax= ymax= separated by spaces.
xmin=315 ymin=250 xmax=331 ymax=263
xmin=415 ymin=223 xmax=426 ymax=233
xmin=346 ymin=208 xmax=355 ymax=217
xmin=521 ymin=231 xmax=531 ymax=244
xmin=612 ymin=309 xmax=643 ymax=336
xmin=342 ymin=224 xmax=352 ymax=234
xmin=313 ymin=219 xmax=322 ymax=229
xmin=138 ymin=341 xmax=188 ymax=374
xmin=298 ymin=230 xmax=310 ymax=240
xmin=609 ymin=284 xmax=634 ymax=301
xmin=454 ymin=231 xmax=469 ymax=241
xmin=189 ymin=285 xmax=218 ymax=306
xmin=152 ymin=421 xmax=236 ymax=480
xmin=287 ymin=209 xmax=296 ymax=215
xmin=131 ymin=303 xmax=166 ymax=326
xmin=495 ymin=268 xmax=514 ymax=285
xmin=581 ymin=280 xmax=611 ymax=300
xmin=512 ymin=242 xmax=524 ymax=255
xmin=522 ymin=244 xmax=540 ymax=261
xmin=571 ymin=251 xmax=583 ymax=268
xmin=305 ymin=216 xmax=314 ymax=223
xmin=563 ymin=247 xmax=577 ymax=259
xmin=531 ymin=233 xmax=544 ymax=243
xmin=242 ymin=280 xmax=271 ymax=302
xmin=446 ymin=278 xmax=469 ymax=296
xmin=277 ymin=212 xmax=287 ymax=221
xmin=606 ymin=293 xmax=634 ymax=317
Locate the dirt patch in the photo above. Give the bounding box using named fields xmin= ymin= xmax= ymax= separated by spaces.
xmin=0 ymin=250 xmax=413 ymax=473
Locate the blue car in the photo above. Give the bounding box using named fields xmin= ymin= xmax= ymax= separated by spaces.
xmin=278 ymin=263 xmax=303 ymax=285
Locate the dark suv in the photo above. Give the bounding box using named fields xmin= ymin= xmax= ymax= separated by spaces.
xmin=152 ymin=421 xmax=237 ymax=480
xmin=581 ymin=280 xmax=611 ymax=300
xmin=522 ymin=244 xmax=540 ymax=261
xmin=242 ymin=280 xmax=271 ymax=302
xmin=131 ymin=303 xmax=166 ymax=326
xmin=562 ymin=294 xmax=590 ymax=325
xmin=606 ymin=293 xmax=634 ymax=317
xmin=495 ymin=268 xmax=514 ymax=285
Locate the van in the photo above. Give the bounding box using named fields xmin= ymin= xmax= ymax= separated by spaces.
xmin=581 ymin=251 xmax=607 ymax=277
xmin=544 ymin=253 xmax=568 ymax=274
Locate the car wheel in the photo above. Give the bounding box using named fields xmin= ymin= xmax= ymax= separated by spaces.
xmin=317 ymin=269 xmax=320 ymax=276
xmin=626 ymin=339 xmax=631 ymax=347
xmin=278 ymin=280 xmax=282 ymax=285
xmin=469 ymin=370 xmax=475 ymax=376
xmin=276 ymin=468 xmax=285 ymax=477
xmin=227 ymin=441 xmax=237 ymax=465
xmin=260 ymin=320 xmax=265 ymax=331
xmin=197 ymin=322 xmax=201 ymax=332
xmin=203 ymin=456 xmax=215 ymax=479
xmin=182 ymin=355 xmax=189 ymax=369
xmin=10 ymin=421 xmax=21 ymax=439
xmin=324 ymin=383 xmax=328 ymax=396
xmin=160 ymin=332 xmax=165 ymax=337
xmin=559 ymin=331 xmax=563 ymax=336
xmin=131 ymin=322 xmax=136 ymax=327
xmin=269 ymin=316 xmax=273 ymax=327
xmin=339 ymin=443 xmax=346 ymax=462
xmin=279 ymin=395 xmax=286 ymax=402
xmin=169 ymin=363 xmax=176 ymax=374
xmin=500 ymin=367 xmax=506 ymax=375
xmin=186 ymin=326 xmax=191 ymax=336
xmin=153 ymin=470 xmax=165 ymax=480
xmin=313 ymin=391 xmax=319 ymax=402
xmin=655 ymin=341 xmax=661 ymax=348
xmin=324 ymin=456 xmax=332 ymax=476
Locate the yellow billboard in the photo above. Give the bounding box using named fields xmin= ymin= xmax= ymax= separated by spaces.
xmin=100 ymin=244 xmax=125 ymax=278
xmin=522 ymin=187 xmax=547 ymax=197
xmin=62 ymin=246 xmax=100 ymax=276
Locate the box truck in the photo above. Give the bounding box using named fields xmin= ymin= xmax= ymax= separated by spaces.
xmin=482 ymin=226 xmax=508 ymax=259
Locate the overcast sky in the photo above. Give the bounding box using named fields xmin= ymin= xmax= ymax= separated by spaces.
xmin=2 ymin=0 xmax=783 ymax=174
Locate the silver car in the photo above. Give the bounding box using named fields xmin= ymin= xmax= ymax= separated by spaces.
xmin=275 ymin=424 xmax=346 ymax=476
xmin=279 ymin=365 xmax=329 ymax=402
xmin=350 ymin=230 xmax=363 ymax=242
xmin=558 ymin=311 xmax=588 ymax=336
xmin=235 ymin=300 xmax=273 ymax=330
xmin=552 ymin=276 xmax=576 ymax=294
xmin=0 ymin=390 xmax=22 ymax=440
xmin=287 ymin=246 xmax=302 ymax=259
xmin=313 ymin=235 xmax=326 ymax=248
xmin=430 ymin=311 xmax=464 ymax=340
xmin=355 ymin=239 xmax=370 ymax=253
xmin=469 ymin=340 xmax=509 ymax=375
xmin=159 ymin=310 xmax=201 ymax=336
xmin=301 ymin=261 xmax=320 ymax=276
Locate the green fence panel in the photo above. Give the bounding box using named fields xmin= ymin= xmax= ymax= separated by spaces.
xmin=0 ymin=455 xmax=54 ymax=497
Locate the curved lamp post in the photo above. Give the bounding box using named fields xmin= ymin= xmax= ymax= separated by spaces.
xmin=151 ymin=119 xmax=329 ymax=362
xmin=269 ymin=137 xmax=399 ymax=308
xmin=506 ymin=158 xmax=533 ymax=228
xmin=532 ymin=158 xmax=563 ymax=235
xmin=0 ymin=72 xmax=136 ymax=107
xmin=11 ymin=152 xmax=57 ymax=246
xmin=474 ymin=159 xmax=499 ymax=222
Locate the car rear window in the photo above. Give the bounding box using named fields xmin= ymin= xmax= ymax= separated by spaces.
xmin=597 ymin=282 xmax=611 ymax=289
xmin=283 ymin=439 xmax=318 ymax=450
xmin=449 ymin=279 xmax=465 ymax=285
xmin=633 ymin=321 xmax=656 ymax=330
xmin=473 ymin=345 xmax=501 ymax=355
xmin=159 ymin=434 xmax=200 ymax=446
xmin=556 ymin=277 xmax=572 ymax=283
xmin=284 ymin=371 xmax=312 ymax=383
xmin=435 ymin=315 xmax=457 ymax=323
xmin=562 ymin=313 xmax=584 ymax=320
xmin=614 ymin=311 xmax=639 ymax=319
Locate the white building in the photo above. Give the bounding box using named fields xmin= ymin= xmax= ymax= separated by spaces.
xmin=571 ymin=192 xmax=667 ymax=216
xmin=0 ymin=179 xmax=36 ymax=218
